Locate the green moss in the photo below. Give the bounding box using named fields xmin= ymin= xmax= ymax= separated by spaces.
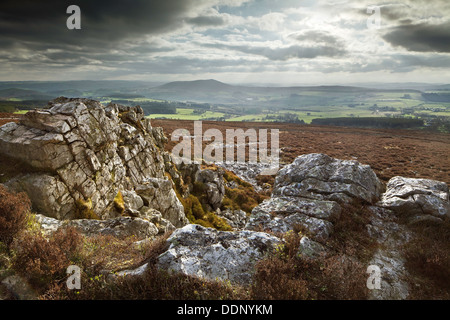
xmin=178 ymin=193 xmax=232 ymax=231
xmin=74 ymin=198 xmax=99 ymax=220
xmin=114 ymin=191 xmax=125 ymax=215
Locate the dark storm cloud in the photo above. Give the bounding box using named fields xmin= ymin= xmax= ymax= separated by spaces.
xmin=0 ymin=0 xmax=202 ymax=47
xmin=202 ymin=32 xmax=348 ymax=61
xmin=186 ymin=15 xmax=226 ymax=27
xmin=383 ymin=22 xmax=450 ymax=53
xmin=255 ymin=44 xmax=347 ymax=60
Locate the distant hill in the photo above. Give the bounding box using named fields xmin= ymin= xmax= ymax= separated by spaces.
xmin=144 ymin=79 xmax=419 ymax=105
xmin=157 ymin=79 xmax=234 ymax=92
xmin=0 ymin=88 xmax=54 ymax=100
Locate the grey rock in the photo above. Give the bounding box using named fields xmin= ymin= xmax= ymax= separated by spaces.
xmin=216 ymin=161 xmax=279 ymax=192
xmin=136 ymin=178 xmax=188 ymax=228
xmin=196 ymin=168 xmax=225 ymax=210
xmin=379 ymin=176 xmax=450 ymax=218
xmin=366 ymin=206 xmax=412 ymax=300
xmin=156 ymin=224 xmax=283 ymax=284
xmin=67 ymin=216 xmax=159 ymax=240
xmin=121 ymin=190 xmax=144 ymax=212
xmin=273 ymin=153 xmax=384 ymax=204
xmin=245 ymin=154 xmax=383 ymax=242
xmin=1 ymin=275 xmax=38 ymax=300
xmin=297 ymin=236 xmax=329 ymax=260
xmin=217 ymin=208 xmax=248 ymax=230
xmin=139 ymin=207 xmax=176 ymax=234
xmin=5 ymin=174 xmax=74 ymax=220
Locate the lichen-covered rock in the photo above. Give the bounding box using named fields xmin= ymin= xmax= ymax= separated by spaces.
xmin=0 ymin=98 xmax=187 ymax=227
xmin=378 ymin=176 xmax=450 ymax=218
xmin=273 ymin=153 xmax=384 ymax=204
xmin=366 ymin=206 xmax=412 ymax=300
xmin=297 ymin=236 xmax=329 ymax=260
xmin=135 ymin=178 xmax=188 ymax=228
xmin=246 ymin=153 xmax=382 ymax=242
xmin=156 ymin=224 xmax=283 ymax=284
xmin=217 ymin=208 xmax=248 ymax=230
xmin=245 ymin=196 xmax=339 ymax=241
xmin=216 ymin=161 xmax=278 ymax=192
xmin=139 ymin=207 xmax=176 ymax=235
xmin=5 ymin=173 xmax=73 ymax=219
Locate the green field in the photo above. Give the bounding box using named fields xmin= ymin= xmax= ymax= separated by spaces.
xmin=147 ymin=108 xmax=226 ymax=120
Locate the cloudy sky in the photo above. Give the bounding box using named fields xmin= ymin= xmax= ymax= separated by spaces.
xmin=1 ymin=0 xmax=450 ymax=85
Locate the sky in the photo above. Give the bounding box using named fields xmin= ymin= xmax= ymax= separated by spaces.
xmin=1 ymin=0 xmax=450 ymax=85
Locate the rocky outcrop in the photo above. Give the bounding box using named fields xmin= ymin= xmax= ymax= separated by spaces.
xmin=0 ymin=98 xmax=188 ymax=227
xmin=378 ymin=176 xmax=450 ymax=221
xmin=245 ymin=153 xmax=383 ymax=242
xmin=156 ymin=224 xmax=283 ymax=285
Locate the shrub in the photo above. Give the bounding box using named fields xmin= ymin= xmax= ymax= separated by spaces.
xmin=12 ymin=227 xmax=83 ymax=292
xmin=252 ymin=256 xmax=310 ymax=300
xmin=252 ymin=230 xmax=310 ymax=300
xmin=402 ymin=219 xmax=450 ymax=299
xmin=0 ymin=185 xmax=31 ymax=248
xmin=252 ymin=227 xmax=369 ymax=300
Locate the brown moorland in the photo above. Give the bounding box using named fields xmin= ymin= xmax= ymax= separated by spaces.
xmin=152 ymin=119 xmax=450 ymax=186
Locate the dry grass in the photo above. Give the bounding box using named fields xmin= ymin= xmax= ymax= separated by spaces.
xmin=402 ymin=219 xmax=450 ymax=299
xmin=0 ymin=185 xmax=31 ymax=248
xmin=251 ymin=226 xmax=370 ymax=300
xmin=12 ymin=227 xmax=83 ymax=293
xmin=327 ymin=200 xmax=379 ymax=263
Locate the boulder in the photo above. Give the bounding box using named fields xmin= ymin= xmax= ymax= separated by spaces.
xmin=1 ymin=275 xmax=38 ymax=300
xmin=121 ymin=190 xmax=144 ymax=212
xmin=378 ymin=176 xmax=450 ymax=218
xmin=245 ymin=197 xmax=339 ymax=241
xmin=139 ymin=207 xmax=176 ymax=235
xmin=366 ymin=206 xmax=412 ymax=300
xmin=216 ymin=161 xmax=278 ymax=192
xmin=273 ymin=153 xmax=384 ymax=204
xmin=156 ymin=224 xmax=283 ymax=284
xmin=297 ymin=236 xmax=329 ymax=260
xmin=5 ymin=173 xmax=73 ymax=220
xmin=246 ymin=154 xmax=380 ymax=242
